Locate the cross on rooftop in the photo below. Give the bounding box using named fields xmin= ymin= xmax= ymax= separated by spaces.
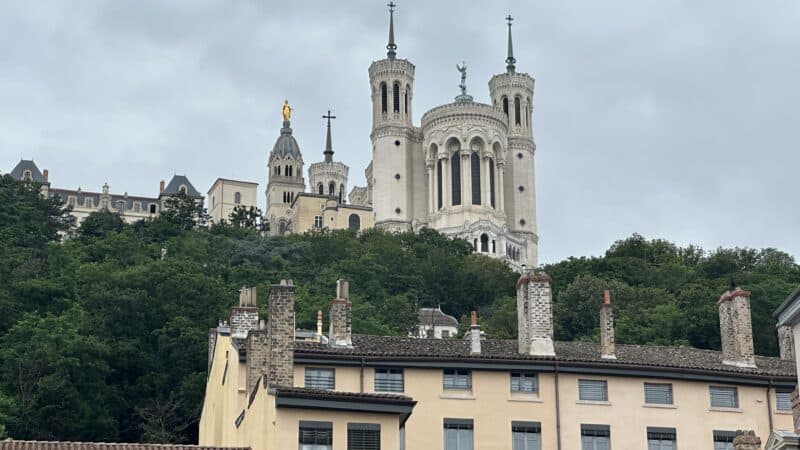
xmin=323 ymin=110 xmax=336 ymax=125
xmin=388 ymin=2 xmax=396 ymax=12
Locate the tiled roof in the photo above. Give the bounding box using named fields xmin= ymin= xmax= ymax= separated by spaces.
xmin=162 ymin=175 xmax=201 ymax=198
xmin=273 ymin=387 xmax=414 ymax=404
xmin=0 ymin=441 xmax=248 ymax=450
xmin=50 ymin=189 xmax=159 ymax=211
xmin=417 ymin=308 xmax=459 ymax=328
xmin=8 ymin=160 xmax=46 ymax=182
xmin=295 ymin=335 xmax=796 ymax=378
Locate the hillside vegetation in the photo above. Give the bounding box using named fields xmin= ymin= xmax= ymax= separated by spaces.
xmin=0 ymin=174 xmax=798 ymax=442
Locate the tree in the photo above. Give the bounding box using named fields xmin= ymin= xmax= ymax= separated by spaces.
xmin=158 ymin=191 xmax=209 ymax=231
xmin=78 ymin=210 xmax=126 ymax=238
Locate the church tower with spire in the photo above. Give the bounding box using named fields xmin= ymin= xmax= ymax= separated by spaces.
xmin=368 ymin=2 xmax=422 ymax=231
xmin=308 ymin=110 xmax=349 ymax=204
xmin=266 ymin=101 xmax=306 ymax=235
xmin=488 ymin=16 xmax=538 ymax=265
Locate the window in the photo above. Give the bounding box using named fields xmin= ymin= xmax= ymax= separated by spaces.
xmin=133 ymin=201 xmax=141 ymax=212
xmin=443 ymin=369 xmax=471 ymax=390
xmin=441 ymin=330 xmax=450 ymax=338
xmin=436 ymin=160 xmax=443 ymax=210
xmin=85 ymin=197 xmax=93 ymax=208
xmin=22 ymin=170 xmax=32 ymax=181
xmin=488 ymin=158 xmax=495 ymax=208
xmin=393 ymin=82 xmax=400 ymax=113
xmin=581 ymin=424 xmax=610 ymax=450
xmin=512 ymin=421 xmax=541 ymax=450
xmin=348 ymin=214 xmax=361 ymax=231
xmin=299 ymin=421 xmax=332 ymax=450
xmin=579 ymin=379 xmax=608 ymax=402
xmin=510 ymin=372 xmax=538 ymax=393
xmin=348 ymin=423 xmax=380 ymax=450
xmin=329 ymin=182 xmax=335 ymax=196
xmin=305 ymin=368 xmax=334 ymax=390
xmin=470 ymin=152 xmax=481 ymax=205
xmin=647 ymin=427 xmax=675 ymax=450
xmin=314 ymin=216 xmax=323 ymax=229
xmin=710 ymin=386 xmax=738 ymax=408
xmin=234 ymin=192 xmax=241 ymax=204
xmin=404 ymin=87 xmax=408 ymax=114
xmin=374 ymin=368 xmax=403 ymax=392
xmin=502 ymin=96 xmax=509 ymax=117
xmin=777 ymin=390 xmax=792 ymax=411
xmin=116 ymin=200 xmax=126 ymax=213
xmin=178 ymin=185 xmax=187 ymax=194
xmin=514 ymin=97 xmax=521 ymax=126
xmin=149 ymin=203 xmax=157 ymax=214
xmin=451 ymin=152 xmax=461 ymax=206
xmin=480 ymin=234 xmax=489 ymax=253
xmin=713 ymin=430 xmax=736 ymax=450
xmin=644 ymin=383 xmax=673 ymax=405
xmin=380 ymin=82 xmax=387 ymax=113
xmin=318 ymin=184 xmax=324 ymax=195
xmin=443 ymin=419 xmax=473 ymax=450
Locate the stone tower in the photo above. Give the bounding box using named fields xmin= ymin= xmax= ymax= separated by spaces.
xmin=308 ymin=111 xmax=350 ymax=203
xmin=488 ymin=16 xmax=538 ymax=265
xmin=369 ymin=3 xmax=418 ymax=231
xmin=266 ymin=106 xmax=305 ymax=235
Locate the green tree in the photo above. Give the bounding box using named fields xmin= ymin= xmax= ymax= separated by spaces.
xmin=78 ymin=210 xmax=126 ymax=238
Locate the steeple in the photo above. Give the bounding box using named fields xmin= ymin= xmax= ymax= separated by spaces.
xmin=386 ymin=2 xmax=397 ymax=60
xmin=322 ymin=110 xmax=336 ymax=163
xmin=505 ymin=15 xmax=516 ymax=73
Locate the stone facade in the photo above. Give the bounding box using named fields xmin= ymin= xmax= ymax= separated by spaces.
xmin=516 ymin=269 xmax=554 ymax=356
xmin=719 ymin=289 xmax=756 ymax=368
xmin=266 ymin=120 xmax=306 ymax=236
xmin=207 ymin=178 xmax=259 ymax=225
xmin=329 ymin=280 xmax=353 ymax=348
xmin=779 ymin=325 xmax=795 ymax=361
xmin=267 ymin=280 xmax=295 ymax=388
xmin=469 ymin=311 xmax=481 ymax=355
xmin=245 ymin=329 xmax=269 ymax=395
xmin=600 ymin=290 xmax=616 ymax=360
xmin=734 ymin=430 xmax=762 ymax=450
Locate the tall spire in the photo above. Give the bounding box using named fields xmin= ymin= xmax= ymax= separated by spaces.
xmin=386 ymin=2 xmax=397 ymax=60
xmin=322 ymin=110 xmax=336 ymax=163
xmin=505 ymin=15 xmax=516 ymax=73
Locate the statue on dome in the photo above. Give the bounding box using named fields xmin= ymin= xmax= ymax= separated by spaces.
xmin=282 ymin=100 xmax=292 ymax=121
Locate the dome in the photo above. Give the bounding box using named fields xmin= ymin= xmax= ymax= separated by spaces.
xmin=271 ymin=120 xmax=303 ymax=160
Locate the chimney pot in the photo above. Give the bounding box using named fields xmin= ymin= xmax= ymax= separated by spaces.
xmin=329 ymin=280 xmax=352 ymax=348
xmin=337 ymin=279 xmax=349 ymax=299
xmin=470 ymin=311 xmax=481 ymax=354
xmin=600 ymin=290 xmax=616 ymax=360
xmin=470 ymin=310 xmax=477 ymax=326
xmin=159 ymin=180 xmax=165 ymax=193
xmin=43 ymin=169 xmax=49 ymax=181
xmin=603 ymin=289 xmax=611 ymax=305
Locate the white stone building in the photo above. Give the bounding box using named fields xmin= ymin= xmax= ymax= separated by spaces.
xmin=207 ymin=178 xmax=259 ymax=225
xmin=413 ymin=306 xmax=460 ymax=339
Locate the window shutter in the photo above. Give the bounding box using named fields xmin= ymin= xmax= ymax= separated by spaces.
xmin=348 ymin=423 xmax=380 ymax=450
xmin=579 ymin=380 xmax=608 ymax=402
xmin=710 ymin=386 xmax=738 ymax=408
xmin=776 ymin=391 xmax=792 ymax=411
xmin=644 ymin=383 xmax=673 ymax=405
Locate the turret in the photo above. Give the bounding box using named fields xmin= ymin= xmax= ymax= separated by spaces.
xmin=308 ymin=110 xmax=349 ymax=203
xmin=266 ymin=101 xmax=306 ymax=235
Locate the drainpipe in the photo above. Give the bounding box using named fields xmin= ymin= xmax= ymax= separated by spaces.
xmin=767 ymin=379 xmax=774 ymax=434
xmin=555 ymin=361 xmax=562 ymax=450
xmin=360 ymin=358 xmax=365 ymax=393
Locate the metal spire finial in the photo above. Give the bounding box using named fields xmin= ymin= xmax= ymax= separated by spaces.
xmin=386 ymin=2 xmax=397 ymax=60
xmin=322 ymin=110 xmax=336 ymax=163
xmin=505 ymin=14 xmax=516 ymax=73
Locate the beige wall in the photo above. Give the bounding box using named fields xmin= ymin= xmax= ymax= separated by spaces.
xmin=208 ymin=179 xmax=259 ymax=224
xmin=289 ymin=195 xmax=374 ymax=234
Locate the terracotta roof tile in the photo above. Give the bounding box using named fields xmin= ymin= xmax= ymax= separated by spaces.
xmin=0 ymin=441 xmax=247 ymax=450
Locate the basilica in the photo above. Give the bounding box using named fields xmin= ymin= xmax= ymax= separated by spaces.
xmin=266 ymin=6 xmax=539 ymax=269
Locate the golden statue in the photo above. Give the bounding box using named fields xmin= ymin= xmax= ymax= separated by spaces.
xmin=282 ymin=100 xmax=292 ymax=121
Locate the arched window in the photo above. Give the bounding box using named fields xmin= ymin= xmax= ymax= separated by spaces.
xmin=502 ymin=96 xmax=509 ymax=117
xmin=473 ymin=238 xmax=478 ymax=250
xmin=514 ymin=97 xmax=521 ymax=126
xmin=348 ymin=214 xmax=361 ymax=231
xmin=470 ymin=152 xmax=481 ymax=205
xmin=178 ymin=185 xmax=187 ymax=194
xmin=318 ymin=183 xmax=324 ymax=195
xmin=404 ymin=85 xmax=409 ymax=114
xmin=451 ymin=151 xmax=461 ymax=206
xmin=328 ymin=182 xmax=335 ymax=196
xmin=392 ymin=82 xmax=400 ymax=113
xmin=380 ymin=82 xmax=387 ymax=113
xmin=278 ymin=220 xmax=288 ymax=236
xmin=339 ymin=184 xmax=345 ymax=204
xmin=527 ymin=96 xmax=531 ymax=128
xmin=234 ymin=192 xmax=241 ymax=204
xmin=436 ymin=159 xmax=443 ymax=210
xmin=480 ymin=234 xmax=489 ymax=253
xmin=488 ymin=157 xmax=495 ymax=208
xmin=22 ymin=170 xmax=32 ymax=181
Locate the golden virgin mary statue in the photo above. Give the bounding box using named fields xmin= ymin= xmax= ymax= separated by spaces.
xmin=282 ymin=100 xmax=292 ymax=121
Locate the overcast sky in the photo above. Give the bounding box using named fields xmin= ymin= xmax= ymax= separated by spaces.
xmin=1 ymin=1 xmax=798 ymax=264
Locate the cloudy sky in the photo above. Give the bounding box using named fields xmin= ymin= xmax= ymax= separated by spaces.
xmin=1 ymin=0 xmax=798 ymax=264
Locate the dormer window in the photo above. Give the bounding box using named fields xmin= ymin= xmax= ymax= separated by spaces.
xmin=115 ymin=200 xmax=126 ymax=213
xmin=178 ymin=185 xmax=187 ymax=194
xmin=22 ymin=170 xmax=32 ymax=181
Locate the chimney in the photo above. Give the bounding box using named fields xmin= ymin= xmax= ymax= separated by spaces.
xmin=778 ymin=325 xmax=795 ymax=360
xmin=600 ymin=290 xmax=616 ymax=360
xmin=316 ymin=310 xmax=323 ymax=341
xmin=516 ymin=267 xmax=555 ymax=356
xmin=266 ymin=279 xmax=295 ymax=388
xmin=329 ymin=279 xmax=352 ymax=348
xmin=42 ymin=169 xmax=48 ymax=181
xmin=159 ymin=179 xmax=165 ymax=193
xmin=230 ymin=287 xmax=259 ymax=338
xmin=718 ymin=288 xmax=756 ymax=368
xmin=469 ymin=311 xmax=481 ymax=355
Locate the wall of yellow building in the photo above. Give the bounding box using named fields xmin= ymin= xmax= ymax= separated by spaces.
xmin=290 ymin=195 xmax=373 ymax=234
xmin=275 ymin=409 xmax=401 ymax=450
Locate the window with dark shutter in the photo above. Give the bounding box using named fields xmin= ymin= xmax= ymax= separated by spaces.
xmin=713 ymin=430 xmax=736 ymax=450
xmin=710 ymin=386 xmax=738 ymax=408
xmin=579 ymin=379 xmax=608 ymax=402
xmin=647 ymin=427 xmax=675 ymax=450
xmin=348 ymin=423 xmax=380 ymax=450
xmin=581 ymin=424 xmax=610 ymax=450
xmin=488 ymin=158 xmax=495 ymax=208
xmin=374 ymin=368 xmax=403 ymax=392
xmin=512 ymin=421 xmax=541 ymax=450
xmin=777 ymin=390 xmax=792 ymax=411
xmin=470 ymin=152 xmax=481 ymax=205
xmin=380 ymin=83 xmax=387 ymax=113
xmin=299 ymin=421 xmax=333 ymax=450
xmin=451 ymin=152 xmax=461 ymax=206
xmin=393 ymin=82 xmax=400 ymax=113
xmin=644 ymin=383 xmax=673 ymax=405
xmin=436 ymin=160 xmax=443 ymax=210
xmin=305 ymin=367 xmax=335 ymax=390
xmin=443 ymin=369 xmax=471 ymax=390
xmin=510 ymin=372 xmax=538 ymax=393
xmin=444 ymin=419 xmax=473 ymax=450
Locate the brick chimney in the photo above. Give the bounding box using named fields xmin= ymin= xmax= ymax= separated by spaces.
xmin=267 ymin=279 xmax=295 ymax=388
xmin=516 ymin=267 xmax=555 ymax=356
xmin=778 ymin=325 xmax=795 ymax=361
xmin=42 ymin=169 xmax=48 ymax=181
xmin=718 ymin=288 xmax=756 ymax=368
xmin=316 ymin=310 xmax=324 ymax=341
xmin=732 ymin=430 xmax=761 ymax=450
xmin=230 ymin=287 xmax=259 ymax=338
xmin=159 ymin=179 xmax=165 ymax=193
xmin=600 ymin=290 xmax=616 ymax=360
xmin=329 ymin=279 xmax=352 ymax=348
xmin=469 ymin=311 xmax=481 ymax=355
